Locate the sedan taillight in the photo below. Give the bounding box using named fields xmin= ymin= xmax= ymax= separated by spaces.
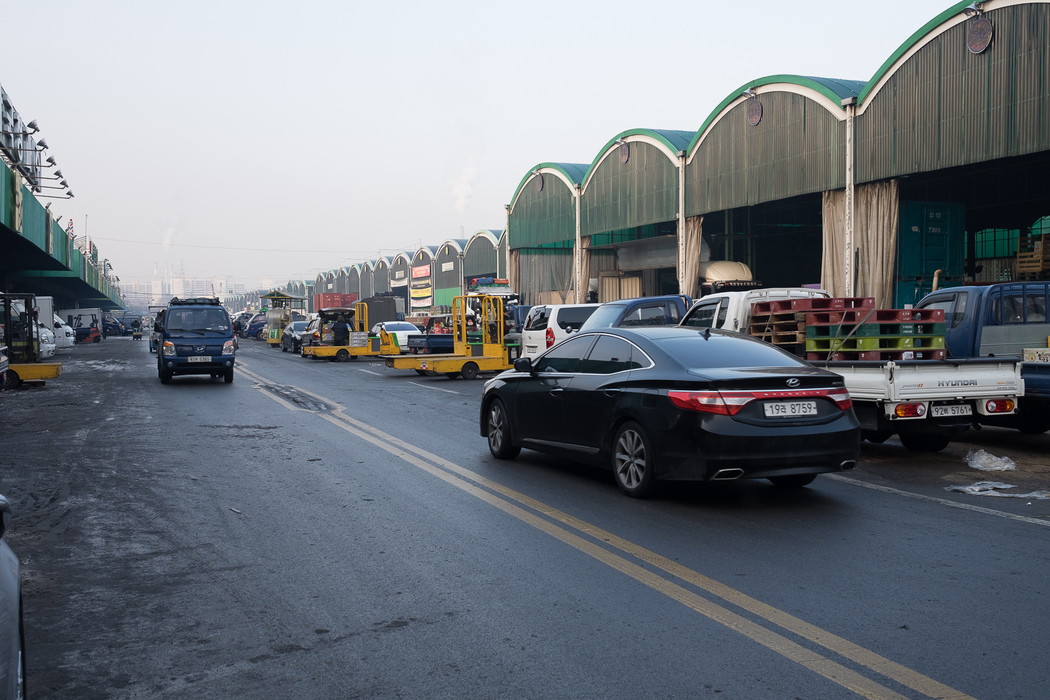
xmin=545 ymin=327 xmax=555 ymax=348
xmin=668 ymin=388 xmax=852 ymax=416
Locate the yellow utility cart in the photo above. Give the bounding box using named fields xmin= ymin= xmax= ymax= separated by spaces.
xmin=260 ymin=290 xmax=306 ymax=348
xmin=382 ymin=295 xmax=520 ymax=379
xmin=1 ymin=293 xmax=63 ymax=389
xmin=301 ymin=297 xmax=401 ymax=361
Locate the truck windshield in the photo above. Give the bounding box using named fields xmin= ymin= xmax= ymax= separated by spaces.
xmin=167 ymin=309 xmax=229 ymax=332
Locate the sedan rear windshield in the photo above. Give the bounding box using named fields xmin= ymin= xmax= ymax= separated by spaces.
xmin=657 ymin=334 xmax=807 ymax=369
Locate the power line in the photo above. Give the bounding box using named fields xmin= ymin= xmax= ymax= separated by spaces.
xmin=88 ymin=236 xmax=408 ymax=256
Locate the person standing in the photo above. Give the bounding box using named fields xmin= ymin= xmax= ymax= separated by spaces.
xmin=333 ymin=315 xmax=350 ymax=346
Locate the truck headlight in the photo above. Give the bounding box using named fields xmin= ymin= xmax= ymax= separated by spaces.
xmin=222 ymin=340 xmax=235 ymax=355
xmin=162 ymin=341 xmax=176 ymax=356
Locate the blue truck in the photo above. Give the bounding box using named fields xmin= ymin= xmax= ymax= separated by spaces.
xmin=579 ymin=294 xmax=693 ymax=331
xmin=154 ymin=297 xmax=237 ymax=384
xmin=916 ymin=281 xmax=1050 ymax=433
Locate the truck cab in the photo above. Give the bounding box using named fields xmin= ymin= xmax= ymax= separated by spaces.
xmin=916 ymin=282 xmax=1050 ymax=433
xmin=155 ymin=297 xmax=236 ymax=384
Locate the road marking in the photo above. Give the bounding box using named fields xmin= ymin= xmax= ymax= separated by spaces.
xmin=357 ymin=368 xmax=382 ymax=376
xmin=241 ymin=369 xmax=976 ymax=700
xmin=826 ymin=474 xmax=1050 ymax=528
xmin=408 ymin=381 xmax=460 ymax=395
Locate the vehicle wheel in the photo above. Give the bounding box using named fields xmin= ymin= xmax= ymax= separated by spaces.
xmin=159 ymin=369 xmax=172 ymax=384
xmin=414 ymin=369 xmax=428 ymax=376
xmin=2 ymin=369 xmax=21 ymax=390
xmin=444 ymin=372 xmax=460 ymax=379
xmin=93 ymin=336 xmax=101 ymax=343
xmin=336 ymin=349 xmax=350 ymax=362
xmin=769 ymin=474 xmax=817 ymax=488
xmin=487 ymin=399 xmax=520 ymax=459
xmin=425 ymin=370 xmax=437 ymax=376
xmin=224 ymin=369 xmax=234 ymax=383
xmin=281 ymin=344 xmax=288 ymax=352
xmin=612 ymin=421 xmax=656 ymax=498
xmin=899 ymin=432 xmax=951 ymax=452
xmin=461 ymin=361 xmax=479 ymax=380
xmin=257 ymin=330 xmax=266 ymax=341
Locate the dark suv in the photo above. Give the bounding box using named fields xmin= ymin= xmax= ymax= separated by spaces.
xmin=155 ymin=297 xmax=237 ymax=384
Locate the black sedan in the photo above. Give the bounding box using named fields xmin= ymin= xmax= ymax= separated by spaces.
xmin=281 ymin=321 xmax=310 ymax=353
xmin=0 ymin=495 xmax=26 ymax=700
xmin=479 ymin=326 xmax=859 ymax=498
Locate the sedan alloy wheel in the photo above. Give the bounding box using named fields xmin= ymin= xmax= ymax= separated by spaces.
xmin=612 ymin=422 xmax=655 ymax=498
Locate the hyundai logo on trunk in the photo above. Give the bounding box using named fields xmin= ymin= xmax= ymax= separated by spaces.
xmin=786 ymin=378 xmax=800 ymax=388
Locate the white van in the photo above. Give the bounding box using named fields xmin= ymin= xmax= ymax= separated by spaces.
xmin=521 ymin=303 xmax=600 ymax=359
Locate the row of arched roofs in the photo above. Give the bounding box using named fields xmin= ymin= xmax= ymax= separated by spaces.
xmin=287 ymin=0 xmax=1050 ymax=311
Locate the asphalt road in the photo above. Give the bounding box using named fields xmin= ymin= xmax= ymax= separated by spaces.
xmin=2 ymin=337 xmax=1049 ymax=699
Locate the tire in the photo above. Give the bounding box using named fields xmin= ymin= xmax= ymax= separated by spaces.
xmin=93 ymin=336 xmax=101 ymax=343
xmin=159 ymin=369 xmax=172 ymax=385
xmin=899 ymin=432 xmax=951 ymax=452
xmin=336 ymin=349 xmax=350 ymax=362
xmin=611 ymin=421 xmax=656 ymax=498
xmin=769 ymin=474 xmax=817 ymax=488
xmin=224 ymin=369 xmax=234 ymax=384
xmin=486 ymin=398 xmax=520 ymax=459
xmin=281 ymin=344 xmax=288 ymax=352
xmin=461 ymin=361 xmax=479 ymax=380
xmin=2 ymin=369 xmax=20 ymax=390
xmin=414 ymin=369 xmax=428 ymax=376
xmin=256 ymin=330 xmax=266 ymax=341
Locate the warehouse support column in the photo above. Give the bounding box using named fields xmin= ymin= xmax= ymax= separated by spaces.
xmin=573 ymin=184 xmax=584 ymax=303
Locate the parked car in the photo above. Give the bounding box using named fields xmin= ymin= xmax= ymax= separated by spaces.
xmin=578 ymin=295 xmax=693 ymax=332
xmin=521 ymin=303 xmax=600 ymax=359
xmin=480 ymin=326 xmax=859 ymax=497
xmin=244 ymin=313 xmax=267 ymax=340
xmin=102 ymin=314 xmax=126 ymax=337
xmin=371 ymin=321 xmax=422 ymax=353
xmin=52 ymin=313 xmax=75 ymax=349
xmin=38 ymin=323 xmax=56 ymax=359
xmin=0 ymin=494 xmax=27 ymax=700
xmin=281 ymin=320 xmax=310 ymax=353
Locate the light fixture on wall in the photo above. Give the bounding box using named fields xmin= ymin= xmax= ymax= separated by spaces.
xmin=5 ymin=138 xmax=48 ymax=151
xmin=34 ymin=190 xmax=73 ymax=199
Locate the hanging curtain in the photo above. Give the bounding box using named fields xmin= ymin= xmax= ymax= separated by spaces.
xmin=509 ymin=249 xmax=520 ymax=299
xmin=578 ymin=236 xmax=591 ymax=303
xmin=820 ymin=190 xmax=847 ymax=296
xmin=855 ymin=179 xmax=899 ymax=309
xmin=13 ymin=172 xmax=23 ymax=233
xmin=679 ymin=216 xmax=704 ymax=298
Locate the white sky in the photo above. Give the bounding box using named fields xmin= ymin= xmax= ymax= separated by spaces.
xmin=4 ymin=0 xmax=958 ymax=290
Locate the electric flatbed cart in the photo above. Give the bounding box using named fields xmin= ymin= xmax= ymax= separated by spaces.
xmin=382 ymin=295 xmax=520 ymax=379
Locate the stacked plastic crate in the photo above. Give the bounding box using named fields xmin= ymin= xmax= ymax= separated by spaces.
xmin=749 ymin=297 xmax=947 ymax=361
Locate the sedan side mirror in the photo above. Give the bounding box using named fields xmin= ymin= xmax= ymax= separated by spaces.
xmin=513 ymin=357 xmax=533 ymax=373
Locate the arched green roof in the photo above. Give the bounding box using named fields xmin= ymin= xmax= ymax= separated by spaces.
xmin=858 ymin=0 xmax=972 ymax=104
xmin=465 ymin=229 xmax=502 ymax=251
xmin=590 ymin=128 xmax=697 ymax=167
xmin=688 ymin=75 xmax=865 ymax=153
xmin=509 ymin=162 xmax=588 ymax=209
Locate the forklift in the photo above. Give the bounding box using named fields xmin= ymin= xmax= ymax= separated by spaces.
xmin=0 ymin=293 xmax=63 ymax=389
xmin=382 ymin=295 xmax=521 ymax=379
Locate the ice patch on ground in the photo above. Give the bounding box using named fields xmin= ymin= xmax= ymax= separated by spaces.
xmin=945 ymin=481 xmax=1050 ymax=499
xmin=73 ymin=360 xmax=131 ymax=372
xmin=964 ymin=448 xmax=1016 ymax=471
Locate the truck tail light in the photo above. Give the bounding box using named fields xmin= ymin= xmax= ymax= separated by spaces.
xmin=985 ymin=399 xmax=1015 ymax=413
xmin=895 ymin=403 xmax=927 ymax=418
xmin=545 ymin=327 xmax=555 ymax=348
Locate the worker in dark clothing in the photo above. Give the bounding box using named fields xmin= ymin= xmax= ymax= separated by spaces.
xmin=332 ymin=315 xmax=350 ymax=346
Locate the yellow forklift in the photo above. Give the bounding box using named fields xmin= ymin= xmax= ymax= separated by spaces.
xmin=302 ymin=296 xmax=400 ymax=361
xmin=260 ymin=290 xmax=306 ymax=348
xmin=1 ymin=293 xmax=63 ymax=389
xmin=382 ymin=295 xmax=521 ymax=379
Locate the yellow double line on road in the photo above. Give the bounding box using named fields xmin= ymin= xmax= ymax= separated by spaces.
xmin=239 ymin=366 xmax=975 ymax=700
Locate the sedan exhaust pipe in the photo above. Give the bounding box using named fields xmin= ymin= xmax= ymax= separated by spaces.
xmin=711 ymin=468 xmax=745 ymax=481
xmin=840 ymin=460 xmax=857 ymax=470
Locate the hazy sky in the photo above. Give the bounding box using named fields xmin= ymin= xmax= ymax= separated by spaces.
xmin=4 ymin=0 xmax=957 ymax=290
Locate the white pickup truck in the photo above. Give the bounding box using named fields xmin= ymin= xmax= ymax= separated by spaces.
xmin=680 ymin=288 xmax=1024 ymax=451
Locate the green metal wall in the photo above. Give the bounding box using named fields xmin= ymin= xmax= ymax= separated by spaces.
xmin=463 ymin=238 xmax=498 ymax=277
xmin=687 ymin=91 xmax=846 ymax=216
xmin=509 ymin=176 xmax=575 ymax=249
xmin=581 ymin=142 xmax=677 ymax=237
xmin=856 ymin=3 xmax=1050 ymax=184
